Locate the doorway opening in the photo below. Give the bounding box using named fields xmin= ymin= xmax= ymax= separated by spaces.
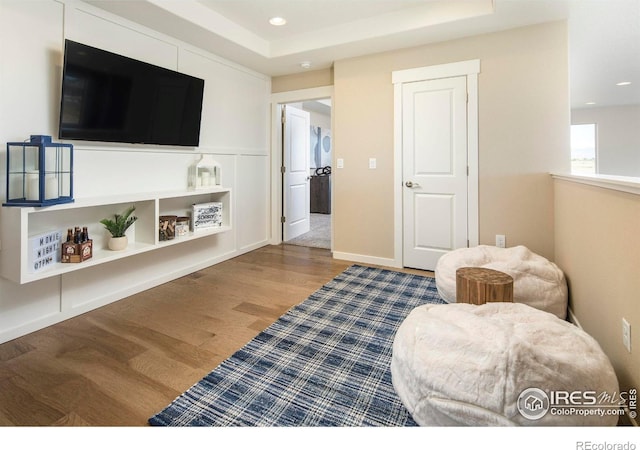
xmin=279 ymin=98 xmax=332 ymax=250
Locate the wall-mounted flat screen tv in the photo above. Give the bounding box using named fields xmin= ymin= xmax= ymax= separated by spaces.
xmin=58 ymin=40 xmax=204 ymax=147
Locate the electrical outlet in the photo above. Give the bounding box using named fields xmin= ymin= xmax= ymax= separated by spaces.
xmin=337 ymin=158 xmax=344 ymax=169
xmin=496 ymin=235 xmax=506 ymax=248
xmin=369 ymin=158 xmax=377 ymax=169
xmin=622 ymin=318 xmax=631 ymax=353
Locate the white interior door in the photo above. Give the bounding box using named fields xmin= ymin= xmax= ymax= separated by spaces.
xmin=402 ymin=76 xmax=468 ymax=270
xmin=283 ymin=105 xmax=311 ymax=241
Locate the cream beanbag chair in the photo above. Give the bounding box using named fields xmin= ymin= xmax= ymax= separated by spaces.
xmin=391 ymin=303 xmax=619 ymax=426
xmin=435 ymin=245 xmax=568 ymax=319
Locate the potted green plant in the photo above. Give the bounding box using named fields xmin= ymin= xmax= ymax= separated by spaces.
xmin=100 ymin=205 xmax=137 ymax=251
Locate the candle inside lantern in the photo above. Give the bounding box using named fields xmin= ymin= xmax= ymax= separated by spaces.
xmin=45 ymin=175 xmax=58 ymax=200
xmin=202 ymin=171 xmax=211 ymax=186
xmin=26 ymin=172 xmax=39 ymax=201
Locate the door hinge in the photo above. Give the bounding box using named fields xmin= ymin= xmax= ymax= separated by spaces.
xmin=281 ymin=216 xmax=286 ymax=223
xmin=281 ymin=166 xmax=286 ymax=174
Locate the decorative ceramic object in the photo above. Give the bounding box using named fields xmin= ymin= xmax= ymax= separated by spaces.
xmin=108 ymin=236 xmax=128 ymax=251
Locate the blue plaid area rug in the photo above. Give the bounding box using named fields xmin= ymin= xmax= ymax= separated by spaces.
xmin=149 ymin=264 xmax=445 ymax=426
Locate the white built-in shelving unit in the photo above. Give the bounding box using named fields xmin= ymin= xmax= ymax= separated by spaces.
xmin=0 ymin=187 xmax=231 ymax=284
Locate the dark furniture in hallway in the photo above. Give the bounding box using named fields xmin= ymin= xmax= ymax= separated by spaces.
xmin=310 ymin=174 xmax=331 ymax=214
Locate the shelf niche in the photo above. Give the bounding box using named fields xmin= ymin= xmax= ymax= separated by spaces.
xmin=0 ymin=187 xmax=232 ymax=284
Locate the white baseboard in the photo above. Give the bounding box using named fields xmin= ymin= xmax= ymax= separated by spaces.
xmin=240 ymin=239 xmax=270 ymax=254
xmin=332 ymin=251 xmax=400 ymax=268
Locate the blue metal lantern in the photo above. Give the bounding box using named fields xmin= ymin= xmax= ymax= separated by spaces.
xmin=4 ymin=135 xmax=73 ymax=207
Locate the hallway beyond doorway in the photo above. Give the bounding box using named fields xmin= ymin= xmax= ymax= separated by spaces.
xmin=285 ymin=213 xmax=331 ymax=249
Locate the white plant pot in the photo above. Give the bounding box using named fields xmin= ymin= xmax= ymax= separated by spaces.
xmin=108 ymin=236 xmax=128 ymax=251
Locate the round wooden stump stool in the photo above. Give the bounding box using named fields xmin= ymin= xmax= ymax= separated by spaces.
xmin=455 ymin=267 xmax=514 ymax=305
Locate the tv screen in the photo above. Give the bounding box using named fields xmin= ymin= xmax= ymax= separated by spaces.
xmin=58 ymin=40 xmax=204 ymax=146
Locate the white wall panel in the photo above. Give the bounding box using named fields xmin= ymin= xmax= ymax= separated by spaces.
xmin=72 ymin=149 xmax=195 ymax=198
xmin=0 ymin=0 xmax=64 ymax=141
xmin=237 ymin=155 xmax=269 ymax=251
xmin=0 ymin=0 xmax=66 ymax=341
xmin=0 ymin=0 xmax=271 ymax=343
xmin=66 ymin=4 xmax=178 ymax=71
xmin=0 ymin=276 xmax=61 ymax=341
xmin=180 ymin=49 xmax=269 ymax=154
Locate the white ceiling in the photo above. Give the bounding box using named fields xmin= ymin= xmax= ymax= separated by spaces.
xmin=86 ymin=0 xmax=640 ymax=109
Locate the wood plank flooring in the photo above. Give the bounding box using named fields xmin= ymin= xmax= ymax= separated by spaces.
xmin=0 ymin=244 xmax=433 ymax=426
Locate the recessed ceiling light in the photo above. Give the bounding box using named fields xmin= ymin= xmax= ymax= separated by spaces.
xmin=269 ymin=17 xmax=286 ymax=26
xmin=616 ymin=81 xmax=632 ymax=86
xmin=585 ymin=102 xmax=596 ymax=105
xmin=300 ymin=61 xmax=312 ymax=69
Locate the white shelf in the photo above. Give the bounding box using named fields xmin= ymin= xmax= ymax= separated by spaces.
xmin=25 ymin=186 xmax=231 ymax=210
xmin=155 ymin=226 xmax=232 ymax=249
xmin=0 ymin=187 xmax=232 ymax=284
xmin=18 ymin=241 xmax=156 ymax=284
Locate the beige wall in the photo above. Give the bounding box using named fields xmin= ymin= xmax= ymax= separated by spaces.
xmin=331 ymin=21 xmax=570 ymax=261
xmin=271 ymin=68 xmax=333 ymax=93
xmin=270 ymin=21 xmax=640 ymax=407
xmin=554 ymin=179 xmax=639 ymax=393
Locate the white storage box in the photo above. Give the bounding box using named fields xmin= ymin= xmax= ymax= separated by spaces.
xmin=192 ymin=202 xmax=223 ymax=231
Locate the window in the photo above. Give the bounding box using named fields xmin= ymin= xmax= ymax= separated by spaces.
xmin=571 ymin=124 xmax=597 ymax=174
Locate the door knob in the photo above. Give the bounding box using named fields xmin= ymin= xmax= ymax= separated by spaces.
xmin=405 ymin=181 xmax=420 ymax=188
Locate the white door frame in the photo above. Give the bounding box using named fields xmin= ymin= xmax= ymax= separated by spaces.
xmin=270 ymin=86 xmax=334 ymax=245
xmin=392 ymin=60 xmax=480 ymax=267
